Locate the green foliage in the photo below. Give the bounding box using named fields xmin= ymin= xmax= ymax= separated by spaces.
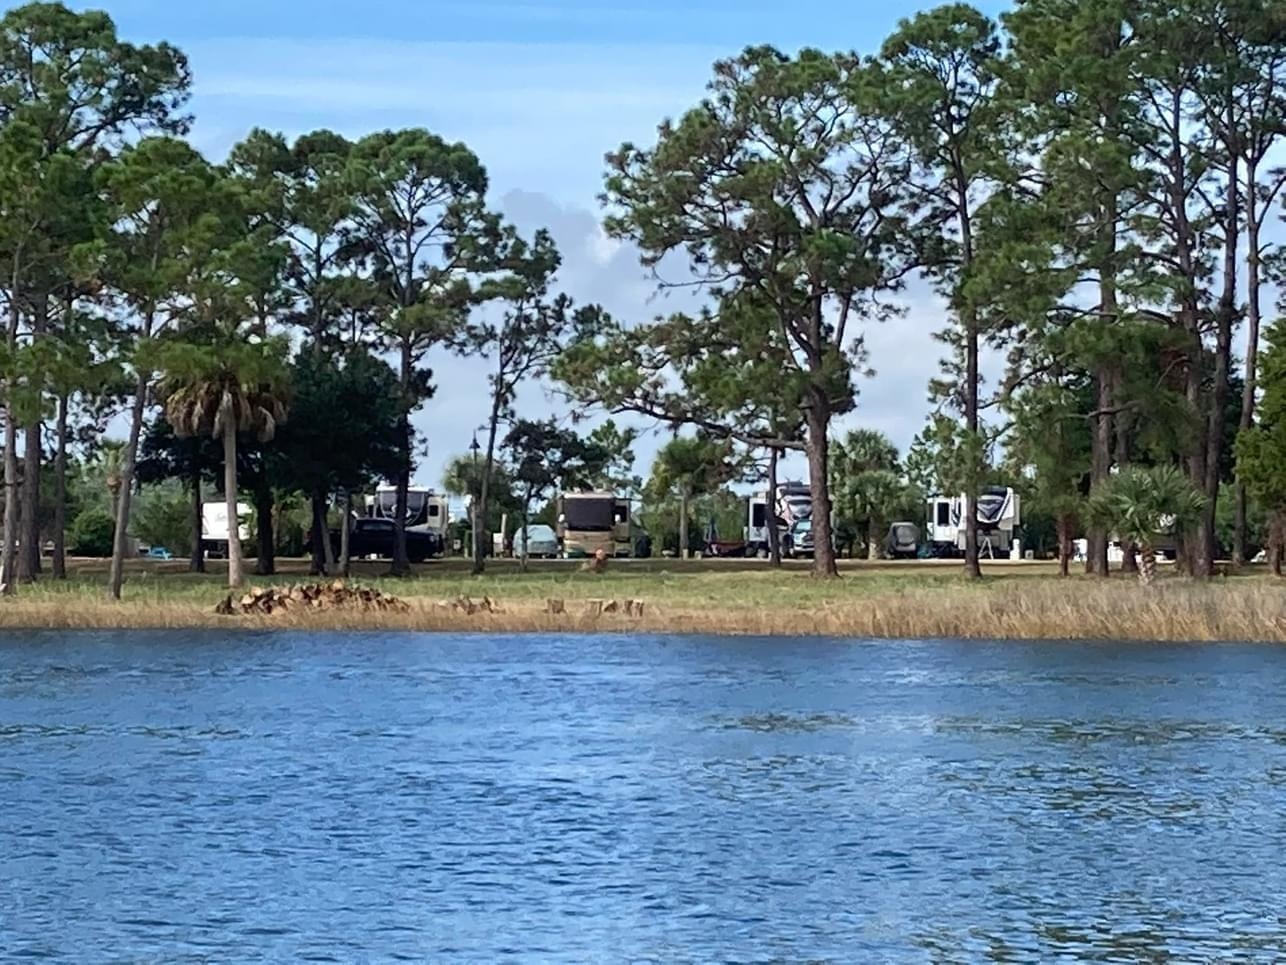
xmin=828 ymin=430 xmax=922 ymax=557
xmin=1005 ymin=371 xmax=1093 ymax=532
xmin=646 ymin=435 xmax=739 ymax=503
xmin=132 ymin=482 xmax=193 ymax=556
xmin=585 ymin=420 xmax=640 ymax=494
xmin=1089 ymin=466 xmax=1207 ymax=550
xmin=505 ymin=420 xmax=611 ymax=501
xmin=155 ymin=333 xmax=291 ymax=444
xmin=441 ymin=453 xmax=519 ymax=533
xmin=69 ymin=507 xmax=114 ymax=557
xmin=1237 ymin=319 xmax=1286 ymax=518
xmin=272 ymin=345 xmax=403 ymax=496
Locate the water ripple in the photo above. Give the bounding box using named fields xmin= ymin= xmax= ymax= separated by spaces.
xmin=1 ymin=630 xmax=1284 ymax=960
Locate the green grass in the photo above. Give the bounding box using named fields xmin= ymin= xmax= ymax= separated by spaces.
xmin=3 ymin=556 xmax=1282 ymax=642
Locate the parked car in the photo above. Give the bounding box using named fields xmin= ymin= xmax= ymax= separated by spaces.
xmin=515 ymin=524 xmax=559 ymax=558
xmin=327 ymin=518 xmax=441 ymax=563
xmin=147 ymin=546 xmax=174 ymax=561
xmin=885 ymin=522 xmax=920 ymax=559
xmin=788 ymin=518 xmax=814 ymax=559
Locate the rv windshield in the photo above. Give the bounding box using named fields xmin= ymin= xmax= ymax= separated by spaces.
xmin=563 ymin=497 xmax=615 ymax=531
xmin=787 ymin=498 xmax=812 ymax=517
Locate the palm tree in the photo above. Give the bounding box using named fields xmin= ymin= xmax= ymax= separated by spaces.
xmin=101 ymin=440 xmax=127 ymax=522
xmin=1091 ymin=466 xmax=1206 ymax=587
xmin=157 ymin=337 xmax=290 ymax=589
xmin=649 ymin=436 xmax=737 ymax=559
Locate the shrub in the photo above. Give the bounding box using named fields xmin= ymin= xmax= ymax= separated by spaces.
xmin=70 ymin=509 xmax=116 ymax=558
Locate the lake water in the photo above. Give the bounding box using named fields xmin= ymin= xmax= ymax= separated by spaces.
xmin=2 ymin=633 xmax=1286 ymax=961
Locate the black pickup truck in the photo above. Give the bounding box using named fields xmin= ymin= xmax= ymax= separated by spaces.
xmin=328 ymin=518 xmax=442 ymax=563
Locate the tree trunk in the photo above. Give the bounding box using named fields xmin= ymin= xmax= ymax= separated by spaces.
xmin=340 ymin=492 xmax=352 ymax=578
xmin=1114 ymin=395 xmax=1136 ymax=576
xmin=1087 ymin=372 xmax=1114 ymax=578
xmin=390 ymin=342 xmax=412 ymax=576
xmin=223 ymin=423 xmax=243 ymax=590
xmin=867 ymin=532 xmax=883 ymax=562
xmin=321 ymin=497 xmax=336 ymax=573
xmin=1200 ymin=139 xmax=1238 ymax=578
xmin=1121 ymin=540 xmax=1138 ymax=575
xmin=1 ymin=409 xmax=17 ymax=595
xmin=679 ymin=486 xmax=689 ymax=561
xmin=1234 ymin=159 xmax=1263 ymax=566
xmin=2 ymin=255 xmax=21 ymax=593
xmin=961 ymin=294 xmax=981 ymax=577
xmin=804 ymin=403 xmax=839 ymax=577
xmin=1138 ymin=542 xmax=1157 ymax=588
xmin=474 ymin=403 xmax=502 ymax=576
xmin=1057 ymin=514 xmax=1071 ymax=578
xmin=309 ymin=489 xmax=328 ymax=576
xmin=107 ymin=374 xmax=147 ymax=600
xmin=1271 ymin=513 xmax=1284 ymax=578
xmin=189 ymin=472 xmax=205 ymax=573
xmin=18 ymin=293 xmax=47 ymax=582
xmin=254 ymin=482 xmax=275 ymax=577
xmin=766 ymin=446 xmax=781 ymax=568
xmin=51 ymin=393 xmax=68 ymax=580
xmin=18 ymin=419 xmax=40 ymax=581
xmin=1087 ymin=202 xmax=1119 ymax=579
xmin=519 ymin=490 xmax=531 ymax=573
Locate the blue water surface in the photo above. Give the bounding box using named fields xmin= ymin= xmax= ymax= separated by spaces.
xmin=2 ymin=631 xmax=1286 ymax=962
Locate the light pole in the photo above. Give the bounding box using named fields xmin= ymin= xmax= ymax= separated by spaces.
xmin=469 ymin=431 xmax=480 ymax=560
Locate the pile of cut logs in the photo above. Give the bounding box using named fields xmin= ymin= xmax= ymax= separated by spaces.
xmin=215 ymin=581 xmax=410 ymax=616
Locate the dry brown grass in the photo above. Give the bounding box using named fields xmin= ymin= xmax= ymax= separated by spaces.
xmin=0 ymin=566 xmax=1282 ymax=641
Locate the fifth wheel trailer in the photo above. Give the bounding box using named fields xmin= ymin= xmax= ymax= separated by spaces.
xmin=365 ymin=485 xmax=449 ymax=553
xmin=926 ymin=487 xmax=1021 ymax=558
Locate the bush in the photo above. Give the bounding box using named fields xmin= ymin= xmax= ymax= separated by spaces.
xmin=70 ymin=509 xmax=116 ymax=558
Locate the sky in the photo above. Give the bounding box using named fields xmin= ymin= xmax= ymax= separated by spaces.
xmin=89 ymin=0 xmax=1013 ymax=493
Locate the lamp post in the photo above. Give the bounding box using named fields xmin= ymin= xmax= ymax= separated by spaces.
xmin=469 ymin=431 xmax=480 ymax=560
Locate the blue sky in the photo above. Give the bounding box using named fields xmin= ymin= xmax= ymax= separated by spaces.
xmin=87 ymin=0 xmax=1012 ymax=493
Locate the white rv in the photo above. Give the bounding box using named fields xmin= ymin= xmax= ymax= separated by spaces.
xmin=926 ymin=487 xmax=1021 ymax=558
xmin=366 ymin=485 xmax=449 ymax=547
xmin=745 ymin=482 xmax=811 ymax=557
xmin=202 ymin=501 xmax=252 ymax=556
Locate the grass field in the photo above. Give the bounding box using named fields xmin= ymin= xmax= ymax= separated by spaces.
xmin=0 ymin=555 xmax=1282 ymax=642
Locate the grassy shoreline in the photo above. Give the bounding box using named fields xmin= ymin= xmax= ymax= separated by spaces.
xmin=0 ymin=557 xmax=1282 ymax=642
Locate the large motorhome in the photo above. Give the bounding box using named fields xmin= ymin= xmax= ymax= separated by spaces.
xmin=745 ymin=482 xmax=811 ymax=556
xmin=366 ymin=485 xmax=449 ymax=552
xmin=558 ymin=491 xmax=632 ymax=558
xmin=926 ymin=487 xmax=1021 ymax=558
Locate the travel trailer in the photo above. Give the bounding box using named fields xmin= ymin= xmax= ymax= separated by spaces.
xmin=366 ymin=485 xmax=449 ymax=552
xmin=201 ymin=501 xmax=251 ymax=557
xmin=925 ymin=487 xmax=1021 ymax=558
xmin=557 ymin=491 xmax=633 ymax=558
xmin=745 ymin=482 xmax=812 ymax=557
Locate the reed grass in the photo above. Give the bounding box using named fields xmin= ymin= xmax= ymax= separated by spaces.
xmin=0 ymin=559 xmax=1282 ymax=642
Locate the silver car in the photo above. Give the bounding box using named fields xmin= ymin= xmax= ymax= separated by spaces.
xmin=517 ymin=524 xmax=559 ymax=558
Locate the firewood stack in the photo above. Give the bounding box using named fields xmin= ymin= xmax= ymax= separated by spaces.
xmin=215 ymin=581 xmax=410 ymax=616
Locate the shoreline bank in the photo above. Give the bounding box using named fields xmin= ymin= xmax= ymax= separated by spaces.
xmin=0 ymin=578 xmax=1282 ymax=642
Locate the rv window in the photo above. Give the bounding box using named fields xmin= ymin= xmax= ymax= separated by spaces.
xmin=751 ymin=504 xmax=766 ymax=527
xmin=936 ymin=503 xmax=950 ymax=526
xmin=613 ymin=505 xmax=629 ymax=524
xmin=428 ymin=505 xmax=440 ymax=518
